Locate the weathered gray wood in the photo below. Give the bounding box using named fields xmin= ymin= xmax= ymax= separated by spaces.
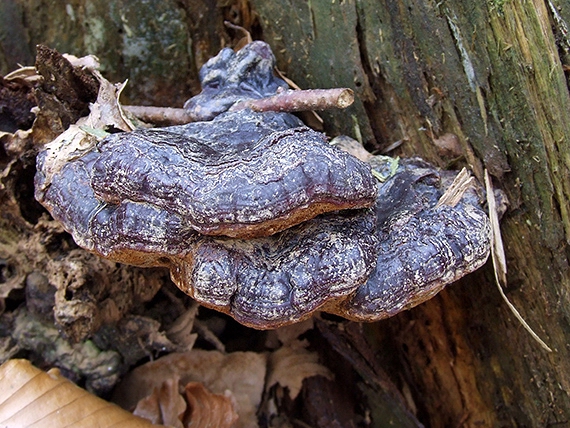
xmin=2 ymin=0 xmax=570 ymax=426
xmin=251 ymin=0 xmax=570 ymax=426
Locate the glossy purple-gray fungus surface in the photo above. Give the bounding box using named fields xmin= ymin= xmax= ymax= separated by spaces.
xmin=170 ymin=159 xmax=491 ymax=328
xmin=172 ymin=209 xmax=379 ymax=327
xmin=336 ymin=161 xmax=491 ymax=321
xmin=34 ymin=40 xmax=492 ymax=329
xmin=184 ymin=41 xmax=289 ymax=120
xmin=91 ymin=110 xmax=378 ymax=238
xmin=36 ymin=144 xmax=491 ymax=328
xmin=35 ymin=150 xmax=199 ymax=267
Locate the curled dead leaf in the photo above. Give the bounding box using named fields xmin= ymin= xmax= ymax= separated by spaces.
xmin=432 ymin=132 xmax=463 ymax=158
xmin=0 ymin=359 xmax=162 ymax=427
xmin=274 ymin=318 xmax=314 ymax=345
xmin=62 ymin=53 xmax=101 ymax=71
xmin=134 ymin=377 xmax=186 ymax=428
xmin=114 ymin=350 xmax=267 ymax=428
xmin=132 ymin=377 xmax=239 ymax=428
xmin=266 ymin=340 xmax=333 ymax=400
xmin=166 ymin=304 xmax=199 ymax=352
xmin=183 ymin=382 xmax=239 ymax=428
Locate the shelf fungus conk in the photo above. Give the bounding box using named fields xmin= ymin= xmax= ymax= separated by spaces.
xmin=35 ymin=41 xmax=492 ymax=329
xmin=89 ymin=110 xmax=378 ymax=239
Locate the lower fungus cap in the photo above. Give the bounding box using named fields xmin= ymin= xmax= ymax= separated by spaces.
xmin=172 ymin=209 xmax=379 ymax=328
xmin=35 ymin=129 xmax=491 ymax=328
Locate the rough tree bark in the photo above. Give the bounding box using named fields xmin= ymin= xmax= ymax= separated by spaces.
xmin=1 ymin=0 xmax=570 ymax=426
xmin=251 ymin=1 xmax=570 ymax=426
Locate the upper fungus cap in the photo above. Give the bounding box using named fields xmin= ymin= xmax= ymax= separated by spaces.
xmin=90 ymin=110 xmax=378 ymax=238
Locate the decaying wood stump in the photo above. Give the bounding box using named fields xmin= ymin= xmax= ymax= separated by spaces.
xmin=1 ymin=0 xmax=570 ymax=426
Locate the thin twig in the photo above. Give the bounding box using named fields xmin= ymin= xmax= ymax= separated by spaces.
xmin=229 ymin=88 xmax=355 ymax=113
xmin=123 ymin=88 xmax=354 ymax=126
xmin=381 ymin=138 xmax=406 ymax=154
xmin=122 ymin=105 xmax=195 ymax=126
xmin=273 ymin=68 xmax=325 ymax=127
xmin=193 ymin=319 xmax=226 ymax=353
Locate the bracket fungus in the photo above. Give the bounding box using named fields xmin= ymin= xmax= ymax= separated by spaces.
xmin=35 ymin=41 xmax=492 ymax=329
xmin=183 ymin=41 xmax=289 ymax=121
xmin=90 ymin=110 xmax=377 ymax=238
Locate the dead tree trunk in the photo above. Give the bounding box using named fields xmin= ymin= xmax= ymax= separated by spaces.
xmin=251 ymin=0 xmax=570 ymax=425
xmin=2 ymin=0 xmax=570 ymax=426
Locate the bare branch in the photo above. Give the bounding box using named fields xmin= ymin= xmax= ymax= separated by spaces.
xmin=230 ymin=88 xmax=355 ymax=113
xmin=123 ymin=88 xmax=355 ymax=126
xmin=122 ymin=105 xmax=194 ymax=126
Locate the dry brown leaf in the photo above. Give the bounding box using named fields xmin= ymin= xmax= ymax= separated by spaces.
xmin=36 ymin=123 xmax=98 ymax=189
xmin=183 ymin=382 xmax=239 ymax=428
xmin=0 ymin=359 xmax=162 ymax=427
xmin=37 ymin=68 xmax=137 ymax=191
xmin=132 ymin=376 xmax=239 ymax=428
xmin=63 ymin=53 xmax=101 ymax=71
xmin=4 ymin=65 xmax=40 ymax=82
xmin=274 ymin=318 xmax=314 ymax=346
xmin=266 ymin=340 xmax=333 ymax=400
xmin=134 ymin=377 xmax=186 ymax=427
xmin=114 ymin=350 xmax=267 ymax=428
xmin=166 ymin=305 xmax=199 ymax=352
xmin=87 ymin=70 xmax=137 ymax=131
xmin=432 ymin=132 xmax=463 ymax=158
